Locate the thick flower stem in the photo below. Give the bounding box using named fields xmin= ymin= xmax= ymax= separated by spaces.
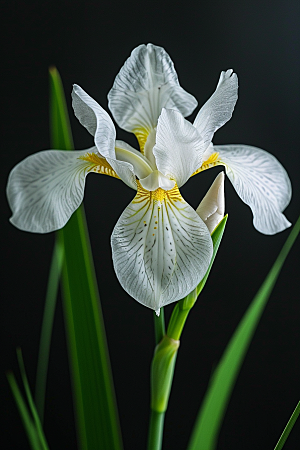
xmin=148 ymin=334 xmax=179 ymax=449
xmin=147 ymin=410 xmax=165 ymax=450
xmin=167 ymin=288 xmax=198 ymax=340
xmin=167 ymin=304 xmax=190 ymax=340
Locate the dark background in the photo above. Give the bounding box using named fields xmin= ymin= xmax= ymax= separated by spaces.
xmin=1 ymin=1 xmax=300 ymax=449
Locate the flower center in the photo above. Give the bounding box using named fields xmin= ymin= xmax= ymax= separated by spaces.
xmin=134 ymin=180 xmax=183 ymax=205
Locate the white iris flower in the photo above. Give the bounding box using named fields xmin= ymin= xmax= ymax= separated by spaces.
xmin=7 ymin=44 xmax=291 ymax=313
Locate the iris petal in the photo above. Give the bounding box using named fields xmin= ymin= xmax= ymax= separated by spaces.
xmin=215 ymin=144 xmax=292 ymax=234
xmin=153 ymin=109 xmax=205 ymax=188
xmin=193 ymin=70 xmax=238 ymax=149
xmin=72 ymin=84 xmax=137 ymax=189
xmin=7 ymin=148 xmax=98 ymax=233
xmin=111 ymin=182 xmax=213 ymax=312
xmin=107 ymin=44 xmax=198 ymax=146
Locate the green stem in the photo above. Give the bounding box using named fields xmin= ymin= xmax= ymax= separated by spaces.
xmin=153 ymin=308 xmax=165 ymax=345
xmin=147 ymin=308 xmax=166 ymax=449
xmin=147 ymin=411 xmax=165 ymax=450
xmin=35 ymin=233 xmax=64 ymax=423
xmin=167 ymin=303 xmax=190 ymax=340
xmin=274 ymin=401 xmax=300 ymax=450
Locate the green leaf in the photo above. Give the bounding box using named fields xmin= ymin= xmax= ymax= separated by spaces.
xmin=35 ymin=66 xmax=73 ymax=423
xmin=49 ymin=66 xmax=74 ymax=150
xmin=197 ymin=215 xmax=228 ymax=296
xmin=7 ymin=372 xmax=43 ymax=450
xmin=274 ymin=401 xmax=300 ymax=450
xmin=16 ymin=349 xmax=50 ymax=450
xmin=188 ymin=215 xmax=300 ymax=450
xmin=7 ymin=350 xmax=50 ymax=450
xmin=35 ymin=235 xmax=64 ymax=423
xmin=50 ymin=67 xmax=123 ymax=450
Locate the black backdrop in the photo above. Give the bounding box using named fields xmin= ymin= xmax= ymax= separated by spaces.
xmin=1 ymin=1 xmax=300 ymax=449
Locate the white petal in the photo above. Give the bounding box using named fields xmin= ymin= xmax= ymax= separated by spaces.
xmin=153 ymin=109 xmax=205 ymax=188
xmin=214 ymin=145 xmax=292 ymax=234
xmin=197 ymin=172 xmax=225 ymax=233
xmin=111 ymin=184 xmax=213 ymax=311
xmin=107 ymin=157 xmax=137 ymax=190
xmin=72 ymin=85 xmax=137 ymax=189
xmin=139 ymin=170 xmax=175 ymax=191
xmin=193 ymin=70 xmax=238 ymax=149
xmin=72 ymin=85 xmax=116 ymax=158
xmin=144 ymin=128 xmax=158 ymax=168
xmin=107 ymin=43 xmax=198 ymax=135
xmin=7 ymin=148 xmax=97 ymax=233
xmin=115 ymin=140 xmax=154 ymax=178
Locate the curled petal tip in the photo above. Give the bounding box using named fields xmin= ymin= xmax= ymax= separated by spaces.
xmin=196 ymin=172 xmax=225 ymax=234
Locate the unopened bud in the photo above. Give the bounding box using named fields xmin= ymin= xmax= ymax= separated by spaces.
xmin=196 ymin=172 xmax=225 ymax=234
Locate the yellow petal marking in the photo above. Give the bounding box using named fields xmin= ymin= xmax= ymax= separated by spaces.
xmin=78 ymin=152 xmax=120 ymax=179
xmin=133 ymin=180 xmax=184 ymax=205
xmin=132 ymin=127 xmax=151 ymax=154
xmin=191 ymin=152 xmax=222 ymax=177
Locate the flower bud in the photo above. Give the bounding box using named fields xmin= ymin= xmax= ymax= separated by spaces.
xmin=196 ymin=172 xmax=225 ymax=234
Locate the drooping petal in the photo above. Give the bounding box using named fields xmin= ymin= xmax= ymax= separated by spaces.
xmin=7 ymin=147 xmax=102 ymax=233
xmin=197 ymin=172 xmax=225 ymax=233
xmin=107 ymin=43 xmax=198 ymax=148
xmin=153 ymin=109 xmax=205 ymax=188
xmin=193 ymin=70 xmax=238 ymax=150
xmin=111 ymin=182 xmax=213 ymax=312
xmin=214 ymin=145 xmax=292 ymax=234
xmin=72 ymin=84 xmax=137 ymax=189
xmin=72 ymin=84 xmax=116 ymax=156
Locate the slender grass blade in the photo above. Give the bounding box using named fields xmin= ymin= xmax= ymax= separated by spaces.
xmin=7 ymin=372 xmax=43 ymax=450
xmin=7 ymin=350 xmax=50 ymax=450
xmin=35 ymin=235 xmax=64 ymax=423
xmin=274 ymin=401 xmax=300 ymax=450
xmin=188 ymin=215 xmax=300 ymax=450
xmin=16 ymin=349 xmax=50 ymax=450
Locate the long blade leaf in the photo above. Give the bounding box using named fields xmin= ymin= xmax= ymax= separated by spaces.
xmin=7 ymin=353 xmax=50 ymax=450
xmin=35 ymin=235 xmax=64 ymax=422
xmin=7 ymin=372 xmax=42 ymax=450
xmin=274 ymin=401 xmax=300 ymax=450
xmin=34 ymin=65 xmax=73 ymax=421
xmin=50 ymin=67 xmax=123 ymax=450
xmin=188 ymin=215 xmax=300 ymax=450
xmin=16 ymin=349 xmax=50 ymax=450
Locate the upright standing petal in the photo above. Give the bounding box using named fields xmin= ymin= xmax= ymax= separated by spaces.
xmin=111 ymin=183 xmax=213 ymax=312
xmin=72 ymin=84 xmax=137 ymax=189
xmin=107 ymin=44 xmax=198 ymax=148
xmin=7 ymin=148 xmax=98 ymax=233
xmin=214 ymin=145 xmax=292 ymax=234
xmin=193 ymin=70 xmax=238 ymax=150
xmin=153 ymin=109 xmax=206 ymax=188
xmin=197 ymin=172 xmax=225 ymax=233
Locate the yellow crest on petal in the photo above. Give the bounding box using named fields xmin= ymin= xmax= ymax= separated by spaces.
xmin=78 ymin=152 xmax=120 ymax=179
xmin=133 ymin=180 xmax=184 ymax=205
xmin=191 ymin=152 xmax=221 ymax=177
xmin=132 ymin=127 xmax=152 ymax=154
